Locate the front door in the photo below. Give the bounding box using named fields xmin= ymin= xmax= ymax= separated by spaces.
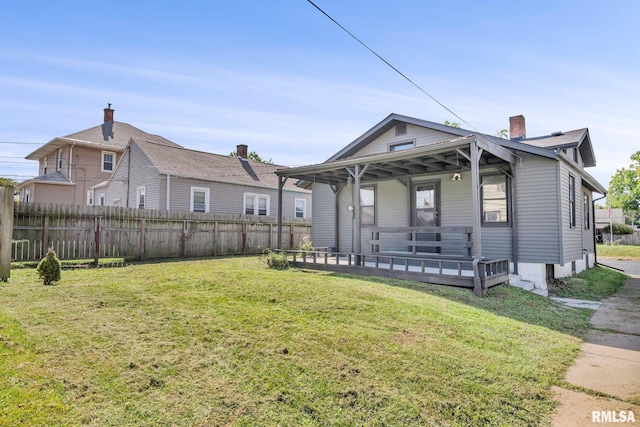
xmin=411 ymin=182 xmax=440 ymax=253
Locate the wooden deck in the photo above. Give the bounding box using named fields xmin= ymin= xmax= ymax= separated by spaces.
xmin=287 ymin=250 xmax=509 ymax=290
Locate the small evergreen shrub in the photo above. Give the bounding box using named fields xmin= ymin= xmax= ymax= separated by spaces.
xmin=602 ymin=223 xmax=635 ymax=235
xmin=261 ymin=249 xmax=289 ymax=270
xmin=36 ymin=248 xmax=62 ymax=285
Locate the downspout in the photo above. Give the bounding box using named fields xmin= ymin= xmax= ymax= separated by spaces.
xmin=68 ymin=143 xmax=75 ymax=182
xmin=592 ymin=194 xmax=607 ymax=265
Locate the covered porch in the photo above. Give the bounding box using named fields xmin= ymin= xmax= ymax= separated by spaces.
xmin=275 ymin=135 xmax=517 ymax=296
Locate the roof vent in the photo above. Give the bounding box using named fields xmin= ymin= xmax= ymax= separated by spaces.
xmin=395 ymin=123 xmax=407 ymax=136
xmin=551 ymin=131 xmax=563 ymax=137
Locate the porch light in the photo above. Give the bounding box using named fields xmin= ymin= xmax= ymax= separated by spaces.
xmin=451 ymin=172 xmax=462 ymax=181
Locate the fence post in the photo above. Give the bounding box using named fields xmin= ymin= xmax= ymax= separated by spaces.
xmin=140 ymin=218 xmax=146 ymax=261
xmin=42 ymin=215 xmax=49 ymax=257
xmin=94 ymin=216 xmax=101 ymax=267
xmin=0 ymin=187 xmax=14 ymax=282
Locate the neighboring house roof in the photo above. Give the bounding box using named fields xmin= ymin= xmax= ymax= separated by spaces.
xmin=15 ymin=171 xmax=74 ymax=189
xmin=521 ymin=128 xmax=596 ymax=167
xmin=125 ymin=139 xmax=308 ymax=193
xmin=25 ymin=122 xmax=181 ymax=160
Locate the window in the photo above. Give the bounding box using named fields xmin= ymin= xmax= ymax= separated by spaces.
xmin=87 ymin=190 xmax=94 ymax=206
xmin=295 ymin=198 xmax=307 ymax=219
xmin=102 ymin=151 xmax=115 ymax=172
xmin=137 ymin=186 xmax=146 ymax=209
xmin=360 ymin=186 xmax=376 ymax=225
xmin=481 ymin=175 xmax=509 ymax=224
xmin=244 ymin=193 xmax=269 ymax=216
xmin=395 ymin=123 xmax=407 ymax=136
xmin=569 ymin=175 xmax=576 ymax=228
xmin=98 ymin=193 xmax=106 ymax=206
xmin=389 ymin=141 xmax=415 ymax=152
xmin=573 ymin=148 xmax=579 ymax=163
xmin=43 ymin=157 xmax=48 ymax=175
xmin=190 ymin=187 xmax=210 ymax=213
xmin=583 ymin=192 xmax=590 ymax=230
xmin=57 ymin=148 xmax=63 ymax=171
xmin=23 ymin=189 xmax=31 ymax=202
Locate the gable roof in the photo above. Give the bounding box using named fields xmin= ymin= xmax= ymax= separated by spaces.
xmin=520 ymin=128 xmax=596 ymax=167
xmin=130 ymin=139 xmax=307 ymax=192
xmin=326 ymin=112 xmax=592 ymax=165
xmin=26 ymin=121 xmax=181 ymax=160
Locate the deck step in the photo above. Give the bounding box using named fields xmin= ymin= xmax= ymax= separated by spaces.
xmin=510 ymin=279 xmax=535 ymax=291
xmin=531 ymin=288 xmax=549 ymax=297
xmin=508 ymin=274 xmax=521 ymax=285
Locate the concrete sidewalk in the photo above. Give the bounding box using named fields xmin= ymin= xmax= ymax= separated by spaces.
xmin=552 ymin=263 xmax=640 ymax=426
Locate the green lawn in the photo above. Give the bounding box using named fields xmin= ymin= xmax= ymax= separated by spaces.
xmin=597 ymin=243 xmax=640 ymax=261
xmin=547 ymin=266 xmax=628 ymax=300
xmin=0 ymin=257 xmax=597 ymax=426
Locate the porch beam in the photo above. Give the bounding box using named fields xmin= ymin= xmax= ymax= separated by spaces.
xmin=430 ymin=153 xmax=460 ymax=167
xmin=476 ymin=135 xmax=516 ymax=164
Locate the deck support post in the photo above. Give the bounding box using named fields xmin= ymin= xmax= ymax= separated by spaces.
xmin=509 ymin=163 xmax=519 ymax=275
xmin=470 ymin=139 xmax=484 ymax=297
xmin=276 ymin=175 xmax=287 ymax=250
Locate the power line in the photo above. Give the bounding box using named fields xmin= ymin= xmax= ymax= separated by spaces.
xmin=0 ymin=141 xmax=41 ymax=145
xmin=306 ymin=0 xmax=478 ymax=132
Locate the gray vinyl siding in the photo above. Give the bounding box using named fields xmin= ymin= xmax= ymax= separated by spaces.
xmin=582 ymin=187 xmax=595 ymax=253
xmin=337 ymin=184 xmax=353 ymax=252
xmin=311 ymin=183 xmax=336 ymax=248
xmin=366 ymin=179 xmax=410 ymax=252
xmin=163 ymin=176 xmax=310 ymax=219
xmin=102 ymin=144 xmax=160 ymax=208
xmin=515 ymin=154 xmax=561 ymax=263
xmin=355 ymin=125 xmax=459 ymax=156
xmin=559 ymin=162 xmax=583 ymax=263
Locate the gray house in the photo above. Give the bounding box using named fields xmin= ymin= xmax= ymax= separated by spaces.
xmin=95 ymin=140 xmax=311 ymax=220
xmin=275 ymin=113 xmax=606 ymax=295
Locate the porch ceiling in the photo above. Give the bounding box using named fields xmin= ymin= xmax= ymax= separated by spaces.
xmin=277 ymin=135 xmax=515 ymax=186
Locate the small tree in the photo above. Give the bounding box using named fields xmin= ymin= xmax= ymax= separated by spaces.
xmin=36 ymin=248 xmax=61 ymax=285
xmin=229 ymin=151 xmax=273 ymax=163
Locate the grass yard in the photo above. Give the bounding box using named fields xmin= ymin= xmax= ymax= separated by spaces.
xmin=0 ymin=257 xmax=597 ymax=426
xmin=547 ymin=266 xmax=628 ymax=300
xmin=597 ymin=243 xmax=640 ymax=261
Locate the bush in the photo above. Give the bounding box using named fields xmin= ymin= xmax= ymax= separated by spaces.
xmin=261 ymin=249 xmax=289 ymax=270
xmin=601 ymin=223 xmax=635 ymax=235
xmin=297 ymin=236 xmax=314 ymax=253
xmin=36 ymin=248 xmax=62 ymax=285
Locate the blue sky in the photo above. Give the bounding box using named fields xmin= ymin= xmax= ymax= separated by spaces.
xmin=1 ymin=1 xmax=638 ymax=190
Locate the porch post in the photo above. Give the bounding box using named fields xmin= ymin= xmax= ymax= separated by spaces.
xmin=509 ymin=163 xmax=519 ymax=275
xmin=470 ymin=140 xmax=483 ymax=297
xmin=277 ymin=175 xmax=286 ymax=250
xmin=353 ymin=164 xmax=361 ymax=263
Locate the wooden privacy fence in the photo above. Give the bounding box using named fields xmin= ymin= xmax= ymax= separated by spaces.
xmin=11 ymin=203 xmax=312 ymax=262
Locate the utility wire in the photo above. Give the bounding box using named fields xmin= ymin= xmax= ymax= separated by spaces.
xmin=307 ymin=0 xmax=478 ymax=132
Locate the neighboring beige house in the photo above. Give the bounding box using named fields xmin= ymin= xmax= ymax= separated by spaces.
xmin=594 ymin=208 xmax=625 ymax=229
xmin=16 ymin=105 xmax=181 ymax=205
xmin=93 ymin=140 xmax=312 ymax=220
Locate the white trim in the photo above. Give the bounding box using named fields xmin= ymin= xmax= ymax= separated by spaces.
xmin=136 ymin=186 xmax=146 ymax=209
xmin=43 ymin=156 xmax=48 ymax=175
xmin=190 ymin=186 xmax=210 ymax=213
xmin=243 ymin=192 xmax=270 ymax=216
xmin=101 ymin=151 xmax=116 ymax=172
xmin=294 ymin=198 xmax=307 ymax=219
xmin=87 ymin=189 xmax=94 ymax=206
xmin=57 ymin=148 xmax=63 ymax=171
xmin=98 ymin=193 xmax=106 ymax=206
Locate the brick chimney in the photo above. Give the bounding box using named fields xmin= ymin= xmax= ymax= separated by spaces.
xmin=236 ymin=144 xmax=248 ymax=159
xmin=509 ymin=115 xmax=526 ymax=140
xmin=103 ymin=103 xmax=114 ymax=123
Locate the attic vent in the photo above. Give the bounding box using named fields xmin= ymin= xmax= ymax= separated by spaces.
xmin=395 ymin=124 xmax=407 ymax=136
xmin=551 ymin=131 xmax=563 ymax=137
